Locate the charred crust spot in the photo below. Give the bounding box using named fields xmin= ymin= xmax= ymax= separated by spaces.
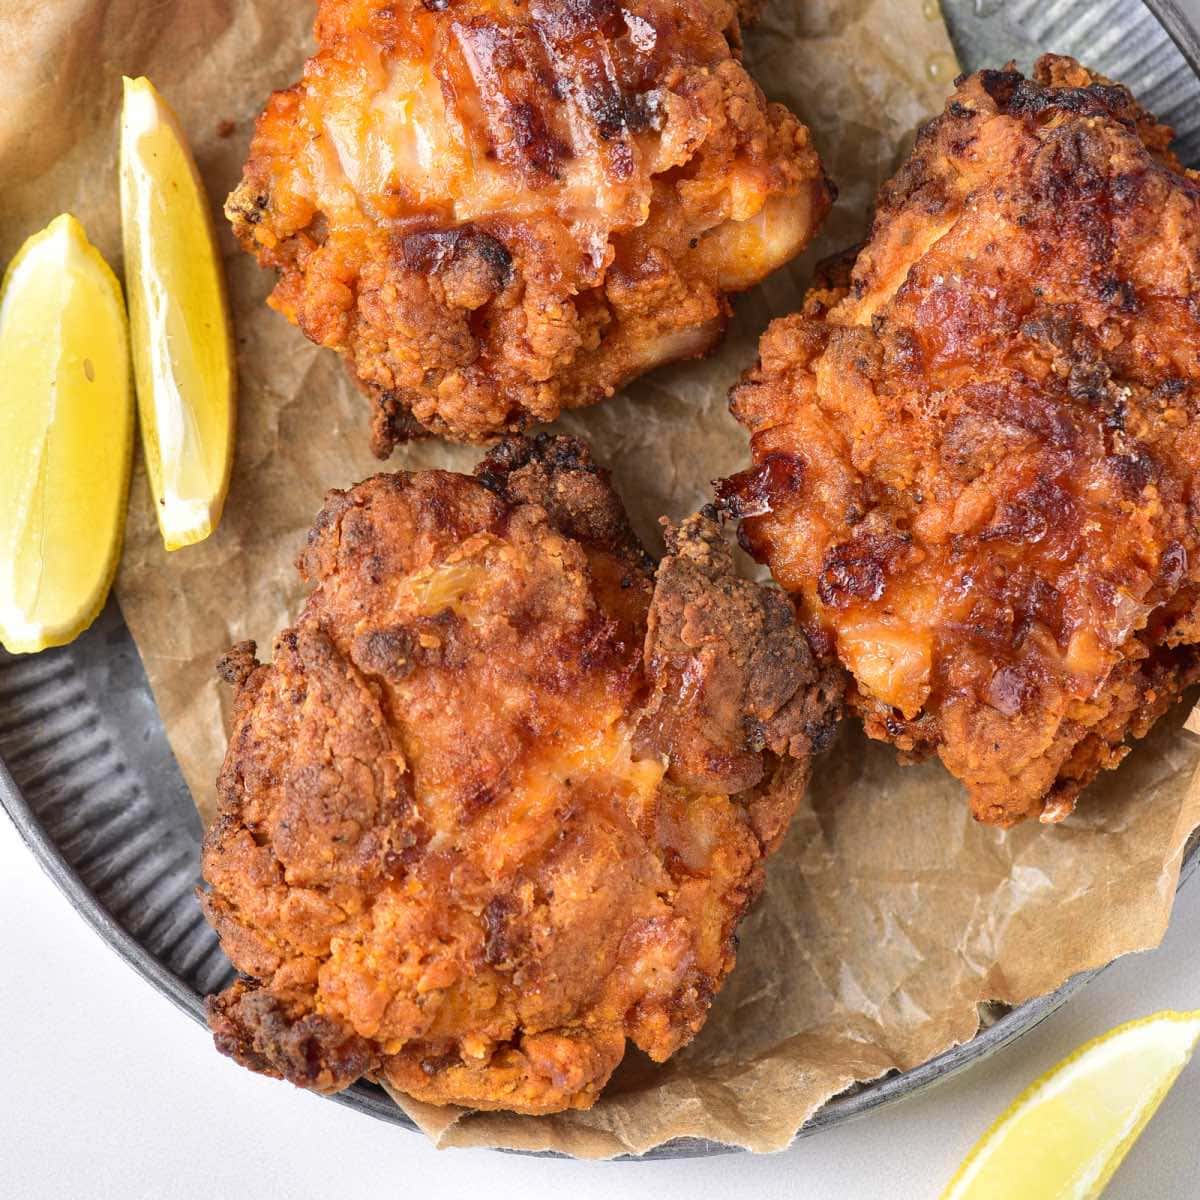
xmin=981 ymin=477 xmax=1076 ymax=547
xmin=476 ymin=432 xmax=596 ymax=492
xmin=585 ymin=88 xmax=630 ymax=140
xmin=1153 ymin=378 xmax=1188 ymax=403
xmin=369 ymin=388 xmax=438 ymax=457
xmin=206 ymin=980 xmax=376 ymax=1092
xmin=476 ymin=434 xmax=651 ymax=567
xmin=354 ymin=627 xmax=417 ymax=679
xmin=354 ymin=613 xmax=467 ymax=679
xmin=975 ymin=68 xmax=1026 ymax=109
xmin=249 ymin=195 xmax=269 ymax=224
xmin=803 ymin=712 xmax=839 ymax=755
xmin=978 ymin=502 xmax=1047 ymax=545
xmin=482 ymin=895 xmax=519 ymax=966
xmin=1159 ymin=541 xmax=1188 ymax=590
xmin=581 ymin=87 xmax=660 ymax=142
xmin=981 ymin=68 xmax=1138 ymax=128
xmin=400 ymin=226 xmax=513 ymax=290
xmin=1098 ymin=276 xmax=1139 ymax=312
xmin=508 ymin=100 xmax=567 ymax=176
xmin=816 ymin=538 xmax=890 ymax=607
xmin=1106 ymin=447 xmax=1159 ymax=497
xmin=715 ymin=453 xmax=805 ymax=519
xmin=1066 ymin=360 xmax=1112 ymax=408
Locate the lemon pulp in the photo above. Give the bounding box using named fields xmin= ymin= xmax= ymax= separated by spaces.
xmin=0 ymin=214 xmax=133 ymax=653
xmin=120 ymin=75 xmax=235 ymax=551
xmin=942 ymin=1010 xmax=1200 ymax=1200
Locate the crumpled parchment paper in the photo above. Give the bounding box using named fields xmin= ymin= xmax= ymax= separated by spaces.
xmin=3 ymin=0 xmax=1198 ymax=1159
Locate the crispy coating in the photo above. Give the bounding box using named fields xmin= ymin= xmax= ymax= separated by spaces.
xmin=725 ymin=57 xmax=1200 ymax=827
xmin=227 ymin=0 xmax=830 ymax=451
xmin=201 ymin=435 xmax=840 ymax=1112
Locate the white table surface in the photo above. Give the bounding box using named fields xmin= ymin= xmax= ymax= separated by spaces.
xmin=5 ymin=3 xmax=1200 ymax=1187
xmin=2 ymin=802 xmax=1198 ymax=1200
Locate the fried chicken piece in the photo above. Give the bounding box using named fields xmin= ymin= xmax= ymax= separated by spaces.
xmin=227 ymin=0 xmax=830 ymax=452
xmin=201 ymin=435 xmax=840 ymax=1113
xmin=724 ymin=56 xmax=1200 ymax=828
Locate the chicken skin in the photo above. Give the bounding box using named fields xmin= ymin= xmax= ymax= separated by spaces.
xmin=201 ymin=435 xmax=840 ymax=1113
xmin=724 ymin=57 xmax=1200 ymax=827
xmin=227 ymin=0 xmax=830 ymax=452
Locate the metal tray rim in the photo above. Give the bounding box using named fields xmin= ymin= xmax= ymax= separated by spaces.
xmin=3 ymin=0 xmax=1200 ymax=1161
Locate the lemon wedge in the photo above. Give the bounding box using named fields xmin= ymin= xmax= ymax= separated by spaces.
xmin=941 ymin=1010 xmax=1200 ymax=1200
xmin=0 ymin=215 xmax=133 ymax=654
xmin=120 ymin=75 xmax=235 ymax=551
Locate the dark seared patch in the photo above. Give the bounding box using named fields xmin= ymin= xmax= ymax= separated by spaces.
xmin=1020 ymin=310 xmax=1079 ymax=354
xmin=301 ymin=486 xmax=357 ymax=567
xmin=1153 ymin=378 xmax=1189 ymax=402
xmin=525 ymin=0 xmax=659 ymax=163
xmin=417 ymin=1048 xmax=462 ymax=1076
xmin=978 ymin=501 xmax=1047 ymax=545
xmin=476 ymin=433 xmax=651 ymax=568
xmin=968 ymin=385 xmax=1080 ymax=452
xmin=476 ymin=431 xmax=595 ymax=490
xmin=715 ymin=452 xmax=805 ymax=519
xmin=1106 ymin=446 xmax=1160 ymax=497
xmin=973 ymin=68 xmax=1025 ymax=110
xmin=482 ymin=895 xmax=520 ymax=966
xmin=1098 ymin=276 xmax=1139 ymax=312
xmin=978 ymin=476 xmax=1075 ymax=546
xmin=452 ymin=17 xmax=574 ymax=179
xmin=206 ymin=980 xmax=375 ymax=1092
xmin=1159 ymin=541 xmax=1189 ymax=590
xmin=576 ymin=85 xmax=661 ymax=143
xmin=372 ymin=390 xmax=438 ymax=455
xmin=980 ymin=68 xmax=1139 ymax=128
xmin=354 ymin=627 xmax=417 ymax=679
xmin=401 ymin=225 xmax=513 ymax=288
xmin=508 ymin=99 xmax=565 ymax=175
xmin=1067 ymin=358 xmax=1113 ymax=407
xmin=1009 ymin=572 xmax=1070 ymax=648
xmin=816 ymin=535 xmax=895 ymax=607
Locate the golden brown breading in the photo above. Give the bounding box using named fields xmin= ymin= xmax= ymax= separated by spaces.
xmin=724 ymin=56 xmax=1200 ymax=828
xmin=227 ymin=0 xmax=830 ymax=452
xmin=201 ymin=435 xmax=840 ymax=1113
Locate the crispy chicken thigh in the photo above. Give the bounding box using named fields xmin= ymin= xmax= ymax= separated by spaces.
xmin=227 ymin=0 xmax=830 ymax=451
xmin=725 ymin=57 xmax=1200 ymax=827
xmin=201 ymin=436 xmax=840 ymax=1112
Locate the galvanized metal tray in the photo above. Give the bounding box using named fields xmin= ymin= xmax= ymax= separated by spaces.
xmin=2 ymin=0 xmax=1199 ymax=1160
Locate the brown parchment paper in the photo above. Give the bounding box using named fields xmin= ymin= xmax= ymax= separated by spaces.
xmin=4 ymin=0 xmax=1199 ymax=1158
